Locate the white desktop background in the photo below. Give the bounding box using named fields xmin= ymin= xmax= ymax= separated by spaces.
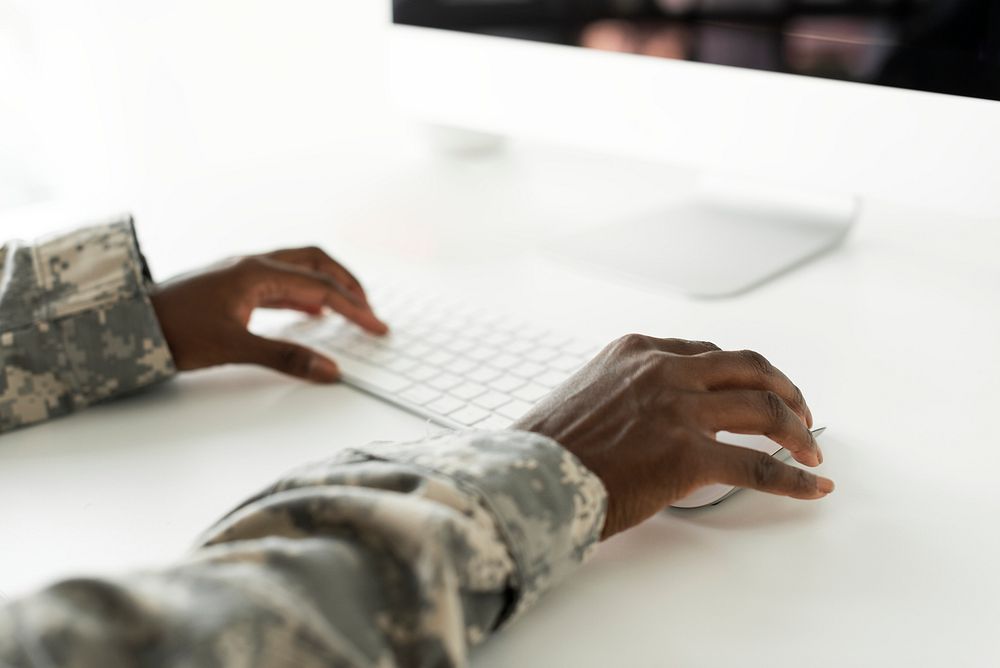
xmin=0 ymin=0 xmax=405 ymax=262
xmin=1 ymin=2 xmax=999 ymax=666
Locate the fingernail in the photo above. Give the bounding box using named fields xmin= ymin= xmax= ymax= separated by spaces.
xmin=308 ymin=357 xmax=340 ymax=383
xmin=817 ymin=476 xmax=835 ymax=494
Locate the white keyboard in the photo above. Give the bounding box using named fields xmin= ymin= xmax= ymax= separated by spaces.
xmin=281 ymin=288 xmax=600 ymax=430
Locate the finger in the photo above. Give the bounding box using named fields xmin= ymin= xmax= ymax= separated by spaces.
xmin=260 ymin=299 xmax=324 ymax=316
xmin=244 ymin=258 xmax=388 ymax=334
xmin=699 ymin=437 xmax=834 ymax=500
xmin=691 ymin=350 xmax=813 ymax=428
xmin=685 ymin=390 xmax=822 ymax=466
xmin=266 ymin=247 xmax=370 ymax=306
xmin=235 ymin=333 xmax=341 ymax=383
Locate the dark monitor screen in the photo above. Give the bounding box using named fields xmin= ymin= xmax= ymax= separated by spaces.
xmin=393 ymin=1 xmax=1000 ymax=102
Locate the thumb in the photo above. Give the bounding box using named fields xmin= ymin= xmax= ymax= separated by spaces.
xmin=237 ymin=334 xmax=340 ymax=383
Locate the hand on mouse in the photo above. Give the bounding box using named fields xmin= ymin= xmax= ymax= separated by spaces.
xmin=150 ymin=246 xmax=388 ymax=382
xmin=511 ymin=334 xmax=833 ymax=540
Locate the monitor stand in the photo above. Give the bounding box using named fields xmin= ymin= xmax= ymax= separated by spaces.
xmin=552 ymin=178 xmax=859 ymax=298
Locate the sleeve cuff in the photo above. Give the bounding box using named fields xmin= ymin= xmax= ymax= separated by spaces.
xmin=0 ymin=216 xmax=176 ymax=430
xmin=348 ymin=429 xmax=608 ymax=624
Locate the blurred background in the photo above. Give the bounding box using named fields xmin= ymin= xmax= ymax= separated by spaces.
xmin=2 ymin=8 xmax=999 ymax=664
xmin=0 ymin=0 xmax=418 ymax=272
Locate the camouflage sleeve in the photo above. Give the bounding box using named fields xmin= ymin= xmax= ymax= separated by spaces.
xmin=0 ymin=217 xmax=176 ymax=433
xmin=0 ymin=430 xmax=607 ymax=667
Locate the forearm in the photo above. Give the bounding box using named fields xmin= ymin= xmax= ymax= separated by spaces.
xmin=0 ymin=430 xmax=607 ymax=666
xmin=0 ymin=218 xmax=176 ymax=433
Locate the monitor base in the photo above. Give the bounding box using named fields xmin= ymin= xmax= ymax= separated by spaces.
xmin=553 ymin=188 xmax=858 ymax=298
xmin=424 ymin=124 xmax=507 ymax=157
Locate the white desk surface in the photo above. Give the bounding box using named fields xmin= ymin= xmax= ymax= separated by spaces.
xmin=3 ymin=2 xmax=1000 ymax=666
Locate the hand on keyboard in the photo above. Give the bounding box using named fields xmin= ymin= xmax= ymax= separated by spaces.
xmin=152 ymin=246 xmax=388 ymax=383
xmin=283 ymin=284 xmax=600 ymax=430
xmin=511 ymin=335 xmax=834 ymax=539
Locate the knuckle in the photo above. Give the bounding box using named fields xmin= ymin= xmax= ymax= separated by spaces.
xmin=637 ymin=354 xmax=674 ymax=388
xmin=749 ymin=452 xmax=779 ymax=489
xmin=761 ymin=390 xmax=787 ymax=425
xmin=697 ymin=340 xmax=721 ymax=352
xmin=618 ymin=332 xmax=650 ymax=350
xmin=610 ymin=333 xmax=655 ymax=358
xmin=660 ymin=338 xmax=690 ymax=353
xmin=302 ymin=245 xmax=328 ymax=264
xmin=664 ymin=424 xmax=696 ymax=451
xmin=740 ymin=349 xmax=773 ymax=376
xmin=670 ymin=428 xmax=702 ymax=473
xmin=656 ymin=391 xmax=688 ymax=421
xmin=794 ymin=468 xmax=816 ymax=494
xmin=279 ymin=346 xmax=311 ymax=376
xmin=234 ymin=255 xmax=264 ymax=274
xmin=791 ymin=383 xmax=807 ymax=409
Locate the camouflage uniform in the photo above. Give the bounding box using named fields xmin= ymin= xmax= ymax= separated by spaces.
xmin=0 ymin=218 xmax=175 ymax=431
xmin=0 ymin=220 xmax=609 ymax=667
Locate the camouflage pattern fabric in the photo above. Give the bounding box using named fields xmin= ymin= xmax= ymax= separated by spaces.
xmin=0 ymin=218 xmax=176 ymax=433
xmin=0 ymin=221 xmax=609 ymax=666
xmin=0 ymin=430 xmax=607 ymax=667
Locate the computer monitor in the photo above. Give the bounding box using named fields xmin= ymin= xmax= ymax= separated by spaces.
xmin=389 ymin=1 xmax=1000 ymax=296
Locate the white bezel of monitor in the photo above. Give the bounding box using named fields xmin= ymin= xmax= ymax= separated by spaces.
xmin=389 ymin=23 xmax=1000 ymax=218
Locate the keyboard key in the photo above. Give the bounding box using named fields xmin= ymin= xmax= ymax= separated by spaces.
xmin=450 ymin=405 xmax=491 ymax=426
xmin=510 ymin=361 xmax=545 ymax=378
xmin=425 ymin=331 xmax=450 ymax=346
xmin=342 ymin=340 xmax=376 ymax=357
xmin=549 ymin=354 xmax=584 ymax=373
xmin=408 ymin=325 xmax=433 ymax=341
xmin=407 ymin=364 xmax=439 ymax=382
xmin=450 ymin=382 xmax=487 ymax=401
xmin=407 ymin=341 xmax=433 ymax=359
xmin=463 ymin=325 xmax=490 ymax=340
xmin=445 ymin=338 xmax=476 ymax=355
xmin=466 ymin=346 xmax=500 ymax=363
xmin=387 ymin=357 xmax=420 ymax=374
xmin=536 ymin=370 xmax=568 ymax=388
xmin=429 ymin=373 xmax=462 ymax=391
xmin=474 ymin=391 xmax=511 ymax=410
xmin=490 ymin=375 xmax=526 ymax=393
xmin=539 ymin=333 xmax=573 ymax=348
xmin=513 ymin=383 xmax=549 ymax=403
xmin=505 ymin=339 xmax=534 ymax=355
xmin=497 ymin=399 xmax=533 ymax=421
xmin=492 ymin=318 xmax=525 ymax=334
xmin=384 ymin=330 xmax=415 ymax=346
xmin=490 ymin=353 xmax=521 ymax=370
xmin=565 ymin=340 xmax=598 ymax=356
xmin=482 ymin=331 xmax=510 ymax=347
xmin=425 ymin=350 xmax=455 ymax=367
xmin=519 ymin=326 xmax=549 ymax=341
xmin=468 ymin=365 xmax=501 ymax=384
xmin=427 ymin=395 xmax=465 ymax=416
xmin=402 ymin=386 xmax=442 ymax=406
xmin=435 ymin=318 xmax=466 ymax=335
xmin=526 ymin=346 xmax=559 ymax=364
xmin=337 ymin=357 xmax=412 ymax=394
xmin=444 ymin=358 xmax=478 ymax=375
xmin=367 ymin=348 xmax=396 ymax=365
xmin=477 ymin=415 xmax=512 ymax=430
